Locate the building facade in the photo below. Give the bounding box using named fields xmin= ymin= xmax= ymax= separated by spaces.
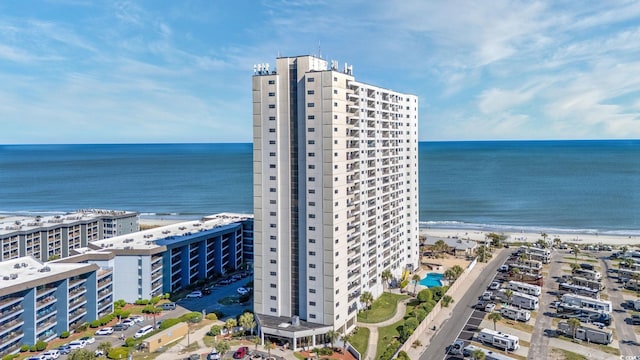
xmin=0 ymin=256 xmax=111 ymax=355
xmin=253 ymin=55 xmax=419 ymax=347
xmin=0 ymin=210 xmax=138 ymax=263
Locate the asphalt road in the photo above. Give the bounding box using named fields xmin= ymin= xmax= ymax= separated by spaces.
xmin=419 ymin=249 xmax=511 ymax=360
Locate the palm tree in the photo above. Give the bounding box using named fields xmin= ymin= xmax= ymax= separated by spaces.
xmin=381 ymin=269 xmax=393 ymax=290
xmin=510 ymin=267 xmax=521 ymax=282
xmin=326 ymin=330 xmax=339 ymax=349
xmin=215 ymin=341 xmax=230 ymax=356
xmin=572 ymin=246 xmax=580 ymax=264
xmin=518 ymin=252 xmax=528 ymax=264
xmin=443 ymin=268 xmax=457 ymax=283
xmin=251 ymin=336 xmax=261 ymax=352
xmin=488 ymin=312 xmax=502 ymax=331
xmin=504 ymin=289 xmax=514 ymax=305
xmin=525 ymin=242 xmax=532 ymax=261
xmin=477 ymin=245 xmax=489 ymax=263
xmin=553 ymin=238 xmax=561 ymax=248
xmin=451 ymin=265 xmax=464 ymax=278
xmin=264 ymin=341 xmax=275 ymax=358
xmin=359 ymin=291 xmax=373 ymax=319
xmin=567 ymin=318 xmax=581 ymax=339
xmin=224 ymin=318 xmax=237 ymax=336
xmin=570 ymin=263 xmax=580 ymax=273
xmin=412 ymin=274 xmax=421 ymax=295
xmin=340 ymin=333 xmax=353 ymax=354
xmin=239 ymin=312 xmax=256 ymax=336
xmin=471 ymin=348 xmax=486 ymax=360
xmin=541 ymin=232 xmax=548 ymax=243
xmin=621 ymin=258 xmax=635 ymax=269
xmin=433 ymin=239 xmax=448 ymax=257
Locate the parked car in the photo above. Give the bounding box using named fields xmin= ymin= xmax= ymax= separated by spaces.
xmin=121 ymin=319 xmax=135 ymax=327
xmin=202 ymin=287 xmax=212 ymax=295
xmin=186 ymin=290 xmax=203 ymax=298
xmin=68 ymin=340 xmax=86 ymax=349
xmin=481 ymin=291 xmax=492 ymax=301
xmin=113 ymin=323 xmax=129 ymax=331
xmin=550 ymin=300 xmax=561 ymax=309
xmin=42 ymin=350 xmax=60 ymax=360
xmin=498 ymin=265 xmax=509 ymax=272
xmin=237 ymin=287 xmax=249 ymax=295
xmin=95 ymin=350 xmax=105 ymax=357
xmin=207 ymin=350 xmax=221 ymax=360
xmin=162 ymin=302 xmax=177 ymax=311
xmin=485 ymin=303 xmax=496 ymax=312
xmin=27 ymin=356 xmax=47 ymax=360
xmin=96 ymin=327 xmax=114 ymax=335
xmin=57 ymin=345 xmax=71 ymax=355
xmin=233 ymin=347 xmax=249 ymax=359
xmin=631 ymin=314 xmax=640 ymax=325
xmin=130 ymin=315 xmax=144 ymax=323
xmin=80 ymin=336 xmax=95 ymax=344
xmin=489 ymin=281 xmax=501 ymax=290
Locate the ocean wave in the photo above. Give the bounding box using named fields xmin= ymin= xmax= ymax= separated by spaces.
xmin=419 ymin=221 xmax=640 ymax=237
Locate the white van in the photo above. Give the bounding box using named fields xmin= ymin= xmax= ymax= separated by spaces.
xmin=134 ymin=325 xmax=154 ymax=339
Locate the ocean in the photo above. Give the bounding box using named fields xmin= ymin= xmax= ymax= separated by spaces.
xmin=1 ymin=141 xmax=639 ymax=235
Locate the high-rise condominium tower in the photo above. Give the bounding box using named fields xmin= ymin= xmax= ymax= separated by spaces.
xmin=252 ymin=55 xmax=419 ymax=348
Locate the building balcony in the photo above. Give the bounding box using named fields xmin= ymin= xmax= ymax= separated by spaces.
xmin=69 ymin=287 xmax=86 ymax=300
xmin=0 ymin=319 xmax=24 ymax=336
xmin=0 ymin=306 xmax=23 ymax=324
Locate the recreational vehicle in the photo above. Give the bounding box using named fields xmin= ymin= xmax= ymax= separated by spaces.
xmin=572 ymin=276 xmax=605 ymax=291
xmin=618 ymin=268 xmax=640 ymax=282
xmin=557 ymin=322 xmax=613 ymax=345
xmin=507 ymin=280 xmax=542 ymax=296
xmin=558 ymin=283 xmax=600 ymax=299
xmin=500 ymin=306 xmax=531 ymax=322
xmin=561 ymin=293 xmax=612 ymax=313
xmin=477 ymin=328 xmax=520 ymax=352
xmin=496 ymin=289 xmax=539 ymax=310
xmin=571 ymin=268 xmax=602 ymax=281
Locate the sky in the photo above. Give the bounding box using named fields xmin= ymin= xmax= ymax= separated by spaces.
xmin=1 ymin=0 xmax=640 ymax=144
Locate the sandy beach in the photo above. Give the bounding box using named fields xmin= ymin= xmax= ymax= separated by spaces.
xmin=420 ymin=227 xmax=640 ymax=246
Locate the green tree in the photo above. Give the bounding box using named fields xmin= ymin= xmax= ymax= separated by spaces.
xmin=360 ymin=291 xmax=373 ymax=314
xmin=412 ymin=274 xmax=421 ymax=295
xmin=381 ymin=269 xmax=393 ymax=290
xmin=239 ymin=312 xmax=256 ymax=336
xmin=567 ymin=318 xmax=581 ymax=339
xmin=570 ymin=263 xmax=581 ymax=272
xmin=471 ymin=348 xmax=486 ymax=360
xmin=264 ymin=341 xmax=276 ymax=357
xmin=451 ymin=265 xmax=464 ymax=278
xmin=97 ymin=342 xmax=111 ymax=357
xmin=214 ymin=340 xmax=230 ymax=355
xmin=340 ymin=333 xmax=353 ymax=354
xmin=504 ymin=289 xmax=514 ymax=304
xmin=572 ymin=246 xmax=580 ymax=264
xmin=251 ymin=336 xmax=261 ymax=352
xmin=488 ymin=312 xmax=502 ymax=331
xmin=417 ymin=288 xmax=433 ymax=303
xmin=443 ymin=268 xmax=457 ymax=282
xmin=326 ymin=330 xmax=339 ymax=348
xmin=553 ymin=238 xmax=561 ymax=248
xmin=433 ymin=239 xmax=448 ymax=257
xmin=67 ymin=349 xmax=94 ymax=360
xmin=224 ymin=318 xmax=237 ymax=335
xmin=441 ymin=295 xmax=454 ymax=307
xmin=477 ymin=245 xmax=490 ymax=262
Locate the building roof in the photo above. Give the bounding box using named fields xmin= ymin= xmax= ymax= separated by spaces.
xmin=0 ymin=209 xmax=137 ymax=236
xmin=0 ymin=256 xmax=98 ymax=295
xmin=88 ymin=213 xmax=252 ymax=252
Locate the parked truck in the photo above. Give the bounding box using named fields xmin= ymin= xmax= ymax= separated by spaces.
xmin=557 ymin=321 xmax=612 ymax=345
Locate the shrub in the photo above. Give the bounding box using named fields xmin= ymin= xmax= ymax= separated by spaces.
xmin=60 ymin=331 xmax=70 ymax=339
xmin=107 ymin=347 xmax=129 ymax=359
xmin=159 ymin=318 xmax=181 ymax=330
xmin=113 ymin=299 xmax=127 ymax=309
xmin=20 ymin=345 xmax=30 ymax=352
xmin=164 ymin=293 xmax=171 ymax=299
xmin=134 ymin=299 xmax=149 ymax=306
xmin=207 ymin=325 xmax=222 ymax=336
xmin=151 ymin=296 xmax=162 ymax=305
xmin=76 ymin=323 xmax=88 ymax=332
xmin=30 ymin=345 xmax=37 ymax=352
xmin=396 ymin=351 xmax=410 ymax=360
xmin=35 ymin=340 xmax=48 ymax=351
xmin=417 ymin=288 xmax=433 ymax=303
xmin=113 ymin=309 xmax=131 ymax=319
xmin=99 ymin=315 xmax=114 ymax=326
xmin=180 ymin=312 xmax=203 ymax=323
xmin=414 ymin=308 xmax=427 ymax=322
xmin=141 ymin=305 xmax=161 ymax=314
xmin=90 ymin=320 xmax=101 ymax=328
xmin=2 ymin=354 xmax=19 ymax=360
xmin=211 ymin=310 xmax=225 ymax=319
xmin=124 ymin=338 xmax=135 ymax=347
xmin=205 ymin=313 xmax=218 ymax=321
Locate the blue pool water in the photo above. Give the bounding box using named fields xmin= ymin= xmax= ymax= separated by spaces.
xmin=419 ymin=273 xmax=444 ymax=287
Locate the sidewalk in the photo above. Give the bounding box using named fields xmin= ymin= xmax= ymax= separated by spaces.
xmin=404 ymin=258 xmax=492 ymax=359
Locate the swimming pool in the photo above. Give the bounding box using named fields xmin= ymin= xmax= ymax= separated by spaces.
xmin=419 ymin=272 xmax=444 ymax=287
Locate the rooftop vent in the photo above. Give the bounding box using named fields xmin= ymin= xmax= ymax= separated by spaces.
xmin=39 ymin=266 xmax=51 ymax=273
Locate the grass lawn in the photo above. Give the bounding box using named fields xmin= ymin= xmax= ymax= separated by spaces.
xmin=499 ymin=319 xmax=535 ymax=333
xmin=556 ymin=335 xmax=621 ymax=356
xmin=350 ymin=327 xmax=370 ymax=356
xmin=551 ymin=348 xmax=587 ymax=360
xmin=375 ymin=319 xmax=403 ymax=360
xmin=357 ymin=292 xmax=410 ymax=323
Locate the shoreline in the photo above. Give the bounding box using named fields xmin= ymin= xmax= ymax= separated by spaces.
xmin=420 ymin=226 xmax=640 ymax=246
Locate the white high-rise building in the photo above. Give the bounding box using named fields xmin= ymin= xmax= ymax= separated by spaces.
xmin=252 ymin=55 xmax=419 ymax=349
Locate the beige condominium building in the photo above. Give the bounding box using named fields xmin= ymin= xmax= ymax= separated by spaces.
xmin=252 ymin=55 xmax=419 ymax=349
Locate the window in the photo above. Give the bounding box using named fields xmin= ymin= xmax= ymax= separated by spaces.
xmin=309 ymin=264 xmax=316 ymax=268
xmin=307 ymin=103 xmax=315 ymax=108
xmin=309 ymin=238 xmax=316 ymax=243
xmin=270 ymin=284 xmax=277 ymax=288
xmin=270 ymin=271 xmax=276 ymax=276
xmin=334 ymin=89 xmax=338 ymax=94
xmin=269 ymin=152 xmax=276 ymax=156
xmin=270 ymin=247 xmax=276 ymax=252
xmin=269 ymin=199 xmax=276 ymax=204
xmin=269 ymin=164 xmax=276 ymax=168
xmin=308 ymin=128 xmax=315 ymax=132
xmin=308 ymin=201 xmax=315 ymax=206
xmin=308 ymin=226 xmax=315 ymax=231
xmin=269 ymin=224 xmax=276 ymax=228
xmin=268 ymin=80 xmax=275 ymax=85
xmin=308 ymin=77 xmax=315 ymax=82
xmin=334 ymin=102 xmax=338 ymax=107
xmin=269 ymin=116 xmax=276 ymax=120
xmin=308 ymin=153 xmax=315 ymax=158
xmin=308 ymin=164 xmax=315 ymax=169
xmin=270 ymin=295 xmax=277 ymax=300
xmin=307 ymin=90 xmax=314 ymax=95
xmin=270 ymin=259 xmax=276 ymax=264
xmin=308 ymin=189 xmax=315 ymax=194
xmin=309 ymin=214 xmax=315 ymax=219
xmin=309 ymin=251 xmax=316 ymax=256
xmin=269 ymin=140 xmax=276 ymax=145
xmin=309 ymin=276 xmax=316 ymax=281
xmin=309 ymin=289 xmax=316 ymax=294
xmin=270 ymin=308 xmax=277 ymax=312
xmin=269 ymin=128 xmax=276 ymax=133
xmin=268 ymin=92 xmax=275 ymax=96
xmin=308 ymin=140 xmax=315 ymax=145
xmin=310 ymin=301 xmax=316 ymax=306
xmin=308 ymin=176 xmax=315 ymax=181
xmin=269 ymin=176 xmax=276 ymax=180
xmin=269 ymin=188 xmax=276 ymax=193
xmin=269 ymin=104 xmax=276 ymax=109
xmin=307 ymin=115 xmax=315 ymax=120
xmin=310 ymin=314 xmax=316 ymax=319
xmin=269 ymin=211 xmax=276 ymax=216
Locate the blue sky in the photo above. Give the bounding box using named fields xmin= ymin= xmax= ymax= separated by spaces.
xmin=1 ymin=0 xmax=640 ymax=143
